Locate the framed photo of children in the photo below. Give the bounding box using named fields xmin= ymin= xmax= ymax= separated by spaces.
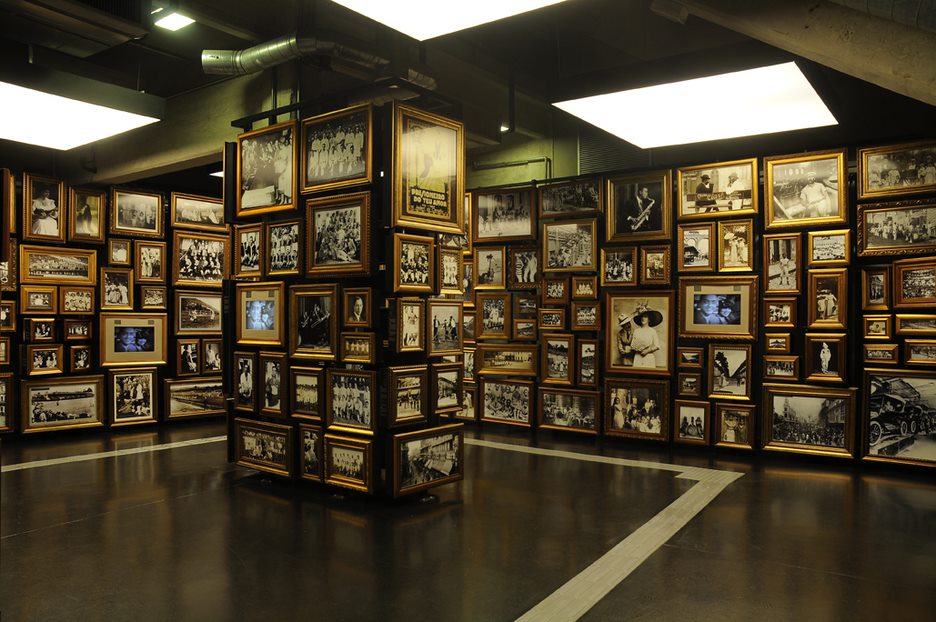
xmin=236 ymin=120 xmax=297 ymax=217
xmin=473 ymin=187 xmax=536 ymax=242
xmin=605 ymin=292 xmax=673 ymax=375
xmin=301 ymin=103 xmax=372 ymax=194
xmin=764 ymin=149 xmax=847 ymax=229
xmin=856 ymin=199 xmax=936 ymax=257
xmin=170 ymin=192 xmax=225 ymax=232
xmin=605 ymin=377 xmax=669 ymax=441
xmin=392 ymin=102 xmax=465 ymax=234
xmin=68 ymin=188 xmax=105 ymax=243
xmin=676 ymin=158 xmax=757 ymax=220
xmin=110 ymin=188 xmax=163 ymax=239
xmin=858 ymin=140 xmax=936 ymax=200
xmin=23 ymin=173 xmax=65 ymax=243
xmin=606 ymin=170 xmax=672 ymax=242
xmin=678 ymin=276 xmax=758 ymax=340
xmin=306 ymin=191 xmax=370 ymax=277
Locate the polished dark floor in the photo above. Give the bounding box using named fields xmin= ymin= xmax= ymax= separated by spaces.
xmin=2 ymin=421 xmax=935 ymax=621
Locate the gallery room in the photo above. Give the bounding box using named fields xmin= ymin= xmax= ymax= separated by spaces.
xmin=1 ymin=1 xmax=934 ymax=620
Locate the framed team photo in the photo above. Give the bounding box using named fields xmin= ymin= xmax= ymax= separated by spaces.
xmin=236 ymin=281 xmax=285 ymax=347
xmin=537 ymin=307 xmax=565 ymax=331
xmin=23 ymin=172 xmax=65 ymax=243
xmin=476 ymin=343 xmax=537 ymax=377
xmin=538 ymin=178 xmax=601 ymax=218
xmin=607 ymin=170 xmax=672 ymax=241
xmin=266 ymin=219 xmax=302 ymax=277
xmin=301 ymin=103 xmax=372 ymax=193
xmin=543 ymin=219 xmax=597 ymax=272
xmin=538 ymin=387 xmax=598 ymax=434
xmin=170 ymin=192 xmax=225 ymax=232
xmin=858 ymin=140 xmax=936 ymax=200
xmin=324 ymin=434 xmax=373 ymax=492
xmin=307 ymin=191 xmax=370 ymax=277
xmin=473 ymin=187 xmax=536 ymax=242
xmin=172 ymin=231 xmax=229 ymax=288
xmin=571 ymin=301 xmax=600 ymax=331
xmin=59 ymin=286 xmax=94 ymax=315
xmin=394 ymin=232 xmax=434 ymax=294
xmin=678 ymin=276 xmax=758 ymax=340
xmin=572 ymin=275 xmax=597 ymax=300
xmin=392 ymin=102 xmax=465 ymax=234
xmin=857 ymin=199 xmax=936 ymax=257
xmin=764 ymin=297 xmax=797 ymax=328
xmin=236 ymin=119 xmax=297 ymax=217
xmin=764 ymin=149 xmax=847 ymax=229
xmin=764 ymin=232 xmax=801 ymax=294
xmin=542 ymin=276 xmax=570 ymax=305
xmin=476 ymin=292 xmax=511 ymax=340
xmin=134 ymin=240 xmax=166 ymax=284
xmin=100 ymin=267 xmax=133 ymax=310
xmin=340 ymin=332 xmax=376 ymax=364
xmin=763 ymin=384 xmax=855 ymax=458
xmin=68 ymin=187 xmax=105 ymax=243
xmin=290 ymin=366 xmax=323 ymax=421
xmin=605 ymin=377 xmax=669 ymax=441
xmin=480 ymin=377 xmax=533 ymax=428
xmin=676 ymin=158 xmax=757 ymax=220
xmin=175 ymin=290 xmax=222 ymax=336
xmin=326 ymin=368 xmax=377 ymax=435
xmin=863 ymin=344 xmax=899 ymax=365
xmin=289 ymin=283 xmax=337 ymax=359
xmin=110 ymin=188 xmax=163 ymax=239
xmin=20 ymin=245 xmax=96 ymax=286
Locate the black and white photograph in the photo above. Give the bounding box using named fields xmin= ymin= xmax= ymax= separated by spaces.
xmin=291 ymin=367 xmax=321 ymax=419
xmin=111 ymin=189 xmax=162 ymax=238
xmin=24 ymin=376 xmax=104 ymax=432
xmin=429 ymin=301 xmax=462 ymax=356
xmin=572 ymin=276 xmax=597 ymax=300
xmin=170 ymin=193 xmax=225 ymax=232
xmin=390 ymin=366 xmax=427 ymax=425
xmin=61 ymin=287 xmax=93 ymax=314
xmin=302 ymin=104 xmax=371 ymax=193
xmin=806 ymin=333 xmax=846 ymax=382
xmin=176 ymin=292 xmax=223 ymax=335
xmin=809 ymin=230 xmax=849 ymax=266
xmin=474 ymin=189 xmax=535 ymax=242
xmin=677 ymin=159 xmax=757 ymax=219
xmin=641 ymin=246 xmax=670 ymax=284
xmin=719 ymin=220 xmax=753 ymax=271
xmin=608 ymin=172 xmax=670 ymax=241
xmin=896 ymin=314 xmax=936 ymax=334
xmin=858 ymin=202 xmax=936 ymax=256
xmin=764 ymin=233 xmax=800 ymax=293
xmin=542 ymin=277 xmax=569 ymax=304
xmin=308 ymin=193 xmax=368 ymax=276
xmin=809 ymin=270 xmax=846 ymax=328
xmin=239 ymin=282 xmax=285 ymax=347
xmin=865 ymin=316 xmax=890 ymax=339
xmin=235 ymin=353 xmax=256 ymax=411
xmin=862 ymin=268 xmax=889 ymax=310
xmin=341 ymin=333 xmax=375 ymax=364
xmin=261 ymin=354 xmax=284 ymax=414
xmin=765 ymin=150 xmax=846 ymax=228
xmin=327 ymin=370 xmax=375 ymax=433
xmin=766 ymin=300 xmax=795 ymax=326
xmin=542 ymin=334 xmax=573 ymax=385
xmin=601 ymin=247 xmax=637 ymax=286
xmin=578 ymin=340 xmax=597 ymax=386
xmin=23 ymin=287 xmax=55 ymax=312
xmin=678 ymin=224 xmax=713 ymax=271
xmin=344 ymin=288 xmax=371 ymax=328
xmin=693 ymin=293 xmax=741 ymax=325
xmin=329 ymin=444 xmax=365 ymax=480
xmin=28 ymin=345 xmax=62 ymax=375
xmin=397 ymin=298 xmax=424 ymax=352
xmin=865 ymin=369 xmax=936 ymax=465
xmin=513 ymin=319 xmax=536 ymax=341
xmin=177 ymin=340 xmax=200 ymax=375
xmin=678 ymin=373 xmax=702 ymax=396
xmin=135 ymin=241 xmax=165 ymax=284
xmin=109 ymin=239 xmax=130 ymax=265
xmin=766 ymin=385 xmax=854 ymax=455
xmin=291 ymin=285 xmax=336 ymax=358
xmin=544 ymin=219 xmax=596 ymax=272
xmin=678 ymin=347 xmax=703 ymax=367
xmin=477 ymin=293 xmax=510 ymax=339
xmin=896 ymin=260 xmax=936 ymax=306
xmin=538 ymin=309 xmax=565 ymax=330
xmin=300 ymin=425 xmax=323 ymax=481
xmin=906 ymin=340 xmax=936 ymax=365
xmin=463 ymin=312 xmax=476 ymax=342
xmin=709 ymin=344 xmax=751 ymax=399
xmin=64 ymin=320 xmax=91 ymax=340
xmin=716 ymin=405 xmax=753 ymax=448
xmin=765 ymin=356 xmax=798 ymax=380
xmin=475 ymin=246 xmax=506 ymax=289
xmin=113 ymin=326 xmax=155 ymax=354
xmin=439 ymin=248 xmax=463 ymax=295
xmin=111 ymin=369 xmax=156 ymax=425
xmin=606 ymin=293 xmax=672 ymax=374
xmin=539 ymin=388 xmax=597 ymax=433
xmin=675 ymin=401 xmax=708 ymax=443
xmin=202 ymin=340 xmax=222 ymax=374
xmin=267 ymin=220 xmax=301 ymax=276
xmin=859 ymin=141 xmax=936 ymax=199
xmin=101 ymin=268 xmax=132 ymax=310
xmin=605 ymin=378 xmax=668 ymax=439
xmin=173 ymin=232 xmax=228 ymax=288
xmin=22 ymin=246 xmax=95 ymax=285
xmin=477 ymin=345 xmax=536 ymax=376
xmin=571 ymin=302 xmax=600 ymax=331
xmin=864 ymin=345 xmax=898 ymax=364
xmin=237 ymin=421 xmax=290 ymax=474
xmin=463 ymin=348 xmax=475 ymax=382
xmin=394 ymin=233 xmax=434 ymax=293
xmin=0 ymin=375 xmax=10 ymax=431
xmin=515 ymin=294 xmax=539 ymax=318
xmin=235 ymin=224 xmax=263 ymax=277
xmin=0 ymin=301 xmax=14 ymax=331
xmin=508 ymin=247 xmax=538 ymax=289
xmin=394 ymin=425 xmax=463 ymax=496
xmin=538 ymin=179 xmax=601 ymax=218
xmin=434 ymin=364 xmax=461 ymax=412
xmin=237 ymin=120 xmax=297 ymax=216
xmin=24 ymin=173 xmax=64 ymax=243
xmin=166 ymin=378 xmax=226 ymax=419
xmin=480 ymin=378 xmax=532 ymax=427
xmin=461 ymin=261 xmax=475 ymax=304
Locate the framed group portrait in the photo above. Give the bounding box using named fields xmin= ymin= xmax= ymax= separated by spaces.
xmin=110 ymin=367 xmax=158 ymax=427
xmin=326 ymin=368 xmax=377 ymax=435
xmin=290 ymin=366 xmax=323 ymax=422
xmin=600 ymin=247 xmax=637 ymax=287
xmin=301 ymin=103 xmax=372 ymax=194
xmin=135 ymin=240 xmax=166 ymax=284
xmin=170 ymin=192 xmax=226 ymax=232
xmin=674 ymin=400 xmax=710 ymax=445
xmin=473 ymin=187 xmax=536 ymax=242
xmin=110 ymin=188 xmax=163 ymax=239
xmin=538 ymin=387 xmax=598 ymax=434
xmin=235 ymin=418 xmax=294 ymax=477
xmin=857 ymin=199 xmax=936 ymax=258
xmin=714 ymin=403 xmax=755 ymax=449
xmin=20 ymin=245 xmax=96 ymax=286
xmin=764 ymin=149 xmax=847 ymax=229
xmin=676 ymin=158 xmax=757 ymax=220
xmin=605 ymin=377 xmax=669 ymax=441
xmin=480 ymin=377 xmax=533 ymax=428
xmin=858 ymin=140 xmax=936 ymax=200
xmin=394 ymin=232 xmax=434 ymax=294
xmin=172 ymin=231 xmax=229 ymax=288
xmin=324 ymin=434 xmax=373 ymax=493
xmin=266 ymin=219 xmax=302 ymax=277
xmin=893 ymin=256 xmax=936 ymax=308
xmin=306 ymin=191 xmax=370 ymax=277
xmin=607 ymin=170 xmax=672 ymax=242
xmin=236 ymin=120 xmax=298 ymax=217
xmin=392 ymin=102 xmax=465 ymax=234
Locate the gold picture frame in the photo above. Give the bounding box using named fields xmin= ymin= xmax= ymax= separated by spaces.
xmin=266 ymin=219 xmax=302 ymax=277
xmin=235 ymin=418 xmax=294 ymax=477
xmin=605 ymin=377 xmax=669 ymax=441
xmin=340 ymin=332 xmax=376 ymax=364
xmin=394 ymin=232 xmax=435 ymax=294
xmin=543 ymin=218 xmax=597 ymax=272
xmin=324 ymin=434 xmax=374 ymax=492
xmin=707 ymin=343 xmax=752 ymax=400
xmin=893 ymin=256 xmax=936 ymax=308
xmin=807 ymin=268 xmax=848 ymax=329
xmin=678 ymin=275 xmax=758 ymax=340
xmin=236 ymin=281 xmax=286 ymax=347
xmin=172 ymin=230 xmax=229 ymax=289
xmin=59 ymin=286 xmax=95 ymax=315
xmin=23 ymin=172 xmax=66 ymax=243
xmin=676 ymin=158 xmax=758 ymax=220
xmin=764 ymin=149 xmax=847 ymax=229
xmin=861 ymin=267 xmax=890 ymax=311
xmin=99 ymin=312 xmax=168 ymax=367
xmin=474 ymin=245 xmax=507 ymax=290
xmin=640 ymin=245 xmax=671 ymax=284
xmin=807 ymin=229 xmax=850 ymax=266
xmin=68 ymin=187 xmax=105 ymax=244
xmin=473 ymin=187 xmax=536 ymax=243
xmin=26 ymin=344 xmax=64 ymax=376
xmin=538 ymin=387 xmax=599 ymax=435
xmin=674 ymin=399 xmax=710 ymax=445
xmin=236 ymin=119 xmax=298 ymax=218
xmin=100 ymin=267 xmax=134 ymax=310
xmin=763 ymin=384 xmax=856 ymax=458
xmin=717 ymin=219 xmax=754 ymax=272
xmin=288 ymin=283 xmax=338 ymax=359
xmin=234 ymin=222 xmax=264 ymax=278
xmin=301 ymin=103 xmax=373 ymax=194
xmin=20 ymin=285 xmax=57 ymax=315
xmin=804 ymin=332 xmax=847 ymax=383
xmin=134 ymin=240 xmax=167 ymax=284
xmin=607 ymin=169 xmax=672 ymax=241
xmin=600 ymin=247 xmax=637 ymax=287
xmin=392 ymin=424 xmax=464 ymax=497
xmin=395 ymin=297 xmax=425 ymax=353
xmin=856 ymin=199 xmax=936 ymax=257
xmin=764 ymin=355 xmax=799 ymax=381
xmin=306 ymin=191 xmax=370 ymax=277
xmin=863 ymin=343 xmax=899 ymax=365
xmin=714 ymin=403 xmax=755 ymax=449
xmin=763 ymin=232 xmax=801 ymax=294
xmin=858 ymin=140 xmax=936 ymax=200
xmin=570 ymin=301 xmax=601 ymax=331
xmin=863 ymin=368 xmax=936 ymax=466
xmin=605 ymin=291 xmax=674 ymax=375
xmin=20 ymin=245 xmax=97 ymax=286
xmin=110 ymin=188 xmax=164 ymax=239
xmin=476 ymin=344 xmax=537 ymax=377
xmin=22 ymin=375 xmax=105 ymax=434
xmin=677 ymin=223 xmax=714 ymax=272
xmin=170 ymin=192 xmax=226 ymax=232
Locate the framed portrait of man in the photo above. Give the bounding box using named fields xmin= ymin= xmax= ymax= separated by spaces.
xmin=289 ymin=283 xmax=338 ymax=360
xmin=607 ymin=170 xmax=672 ymax=242
xmin=764 ymin=149 xmax=847 ymax=229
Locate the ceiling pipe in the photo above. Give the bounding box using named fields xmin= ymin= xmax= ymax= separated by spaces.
xmin=201 ymin=33 xmax=391 ymax=76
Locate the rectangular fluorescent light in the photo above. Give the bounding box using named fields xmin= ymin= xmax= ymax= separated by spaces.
xmin=554 ymin=62 xmax=837 ymax=149
xmin=330 ymin=0 xmax=572 ymax=40
xmin=210 ymin=171 xmax=224 ymax=178
xmin=155 ymin=12 xmax=195 ymax=31
xmin=0 ymin=81 xmax=160 ymax=150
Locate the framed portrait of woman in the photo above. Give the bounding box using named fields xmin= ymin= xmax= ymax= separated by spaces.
xmin=604 ymin=292 xmax=673 ymax=375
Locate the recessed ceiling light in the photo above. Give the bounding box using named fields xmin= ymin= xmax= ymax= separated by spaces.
xmin=155 ymin=12 xmax=195 ymax=31
xmin=0 ymin=81 xmax=160 ymax=150
xmin=553 ymin=62 xmax=837 ymax=149
xmin=330 ymin=0 xmax=572 ymax=40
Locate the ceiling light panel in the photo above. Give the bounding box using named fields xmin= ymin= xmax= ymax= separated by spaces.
xmin=554 ymin=62 xmax=837 ymax=149
xmin=330 ymin=0 xmax=572 ymax=40
xmin=155 ymin=12 xmax=195 ymax=31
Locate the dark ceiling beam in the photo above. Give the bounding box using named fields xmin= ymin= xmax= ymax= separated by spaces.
xmin=176 ymin=0 xmax=266 ymax=42
xmin=669 ymin=0 xmax=936 ymax=106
